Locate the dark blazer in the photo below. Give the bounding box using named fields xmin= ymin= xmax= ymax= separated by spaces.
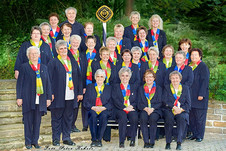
xmin=47 ymin=57 xmax=83 ymax=109
xmin=41 ymin=36 xmax=58 ymax=58
xmin=116 ymin=61 xmax=141 ymax=89
xmin=112 ymin=84 xmax=137 ymax=110
xmin=14 ymin=41 xmax=52 ymax=71
xmin=119 ymin=37 xmax=132 ymax=51
xmin=132 ymin=40 xmax=152 ymax=60
xmin=140 ymin=61 xmax=166 ymax=88
xmin=159 ymin=56 xmax=176 ymax=70
xmin=164 ymin=65 xmax=194 ymax=88
xmin=124 ymin=25 xmax=140 ymax=46
xmin=59 ymin=20 xmax=85 ymax=37
xmin=80 ymin=35 xmax=102 ymax=53
xmin=16 ymin=63 xmax=52 ymax=114
xmin=147 ymin=29 xmax=167 ymax=59
xmin=109 ymin=49 xmax=123 ymax=65
xmin=91 ymin=60 xmax=117 ymax=85
xmin=190 ymin=61 xmax=210 ymax=109
xmin=83 ymin=84 xmax=112 ymax=111
xmin=68 ymin=49 xmax=86 ymax=88
xmin=137 ymin=84 xmax=162 ymax=116
xmin=163 ymin=84 xmax=191 ymax=114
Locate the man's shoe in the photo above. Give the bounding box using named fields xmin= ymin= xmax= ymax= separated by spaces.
xmin=176 ymin=143 xmax=182 ymax=150
xmin=144 ymin=143 xmax=149 ymax=148
xmin=96 ymin=140 xmax=102 ymax=147
xmin=63 ymin=140 xmax=75 ymax=146
xmin=149 ymin=143 xmax=154 ymax=148
xmin=82 ymin=127 xmax=88 ymax=131
xmin=165 ymin=143 xmax=171 ymax=150
xmin=32 ymin=144 xmax=41 ymax=149
xmin=195 ymin=138 xmax=203 ymax=142
xmin=71 ymin=126 xmax=81 ymax=133
xmin=130 ymin=140 xmax=135 ymax=147
xmin=52 ymin=140 xmax=60 ymax=146
xmin=90 ymin=141 xmax=97 ymax=147
xmin=119 ymin=142 xmax=124 ymax=148
xmin=25 ymin=145 xmax=32 ymax=149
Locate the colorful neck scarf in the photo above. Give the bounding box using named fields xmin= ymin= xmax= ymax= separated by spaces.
xmin=151 ymin=29 xmax=160 ymax=48
xmin=184 ymin=52 xmax=189 ymax=65
xmin=41 ymin=36 xmax=54 ymax=58
xmin=116 ymin=39 xmax=123 ymax=55
xmin=29 ymin=58 xmax=44 ymax=96
xmin=70 ymin=48 xmax=80 ymax=69
xmin=95 ymin=83 xmax=105 ymax=115
xmin=120 ymin=83 xmax=131 ymax=108
xmin=100 ymin=60 xmax=111 ymax=85
xmin=132 ymin=59 xmax=141 ymax=69
xmin=63 ymin=36 xmax=71 ymax=50
xmin=139 ymin=39 xmax=149 ymax=62
xmin=30 ymin=39 xmax=42 ymax=48
xmin=174 ymin=64 xmax=185 ymax=73
xmin=148 ymin=60 xmax=159 ymax=73
xmin=84 ymin=33 xmax=87 ymax=38
xmin=86 ymin=49 xmax=97 ymax=85
xmin=109 ymin=51 xmax=117 ymax=65
xmin=50 ymin=26 xmax=60 ymax=41
xmin=131 ymin=25 xmax=139 ymax=41
xmin=163 ymin=57 xmax=172 ymax=69
xmin=57 ymin=55 xmax=74 ymax=90
xmin=189 ymin=60 xmax=202 ymax=71
xmin=170 ymin=83 xmax=182 ymax=107
xmin=122 ymin=61 xmax=132 ymax=69
xmin=144 ymin=82 xmax=156 ymax=108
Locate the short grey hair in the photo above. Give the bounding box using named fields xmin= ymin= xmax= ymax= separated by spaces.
xmin=55 ymin=40 xmax=67 ymax=50
xmin=131 ymin=46 xmax=142 ymax=55
xmin=169 ymin=71 xmax=182 ymax=81
xmin=39 ymin=22 xmax=51 ymax=30
xmin=94 ymin=69 xmax=106 ymax=79
xmin=129 ymin=11 xmax=140 ymax=20
xmin=118 ymin=67 xmax=132 ymax=79
xmin=26 ymin=46 xmax=40 ymax=58
xmin=70 ymin=35 xmax=81 ymax=43
xmin=65 ymin=7 xmax=77 ymax=15
xmin=106 ymin=37 xmax=117 ymax=46
xmin=148 ymin=47 xmax=159 ymax=57
xmin=175 ymin=51 xmax=186 ymax=59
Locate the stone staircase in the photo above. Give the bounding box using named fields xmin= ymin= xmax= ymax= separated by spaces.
xmin=0 ymin=80 xmax=119 ymax=150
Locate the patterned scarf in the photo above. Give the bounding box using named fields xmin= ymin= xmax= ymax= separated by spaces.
xmin=139 ymin=39 xmax=149 ymax=62
xmin=84 ymin=33 xmax=87 ymax=38
xmin=151 ymin=29 xmax=160 ymax=48
xmin=122 ymin=61 xmax=132 ymax=69
xmin=50 ymin=26 xmax=60 ymax=41
xmin=63 ymin=36 xmax=71 ymax=50
xmin=116 ymin=39 xmax=123 ymax=55
xmin=100 ymin=60 xmax=111 ymax=85
xmin=29 ymin=58 xmax=44 ymax=96
xmin=163 ymin=57 xmax=172 ymax=69
xmin=174 ymin=64 xmax=185 ymax=73
xmin=131 ymin=25 xmax=139 ymax=41
xmin=144 ymin=82 xmax=156 ymax=108
xmin=184 ymin=52 xmax=189 ymax=65
xmin=57 ymin=55 xmax=74 ymax=90
xmin=109 ymin=51 xmax=117 ymax=65
xmin=41 ymin=36 xmax=54 ymax=58
xmin=120 ymin=83 xmax=131 ymax=114
xmin=148 ymin=60 xmax=159 ymax=73
xmin=86 ymin=49 xmax=97 ymax=85
xmin=70 ymin=48 xmax=80 ymax=69
xmin=30 ymin=39 xmax=42 ymax=48
xmin=170 ymin=83 xmax=182 ymax=115
xmin=189 ymin=60 xmax=202 ymax=71
xmin=132 ymin=59 xmax=141 ymax=69
xmin=95 ymin=83 xmax=105 ymax=115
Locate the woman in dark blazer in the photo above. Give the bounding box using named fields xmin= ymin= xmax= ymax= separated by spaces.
xmin=91 ymin=47 xmax=116 ymax=85
xmin=159 ymin=44 xmax=176 ymax=70
xmin=188 ymin=48 xmax=210 ymax=142
xmin=48 ymin=40 xmax=83 ymax=146
xmin=16 ymin=46 xmax=52 ymax=149
xmin=48 ymin=12 xmax=61 ymax=41
xmin=114 ymin=24 xmax=132 ymax=54
xmin=163 ymin=71 xmax=191 ymax=150
xmin=140 ymin=47 xmax=166 ymax=88
xmin=124 ymin=11 xmax=141 ymax=45
xmin=14 ymin=26 xmax=52 ymax=79
xmin=84 ymin=69 xmax=112 ymax=147
xmin=147 ymin=14 xmax=167 ymax=59
xmin=116 ymin=49 xmax=140 ymax=89
xmin=106 ymin=37 xmax=122 ymax=65
xmin=40 ymin=22 xmax=58 ymax=58
xmin=112 ymin=68 xmax=138 ymax=148
xmin=178 ymin=38 xmax=192 ymax=65
xmin=164 ymin=51 xmax=194 ymax=88
xmin=138 ymin=69 xmax=162 ymax=148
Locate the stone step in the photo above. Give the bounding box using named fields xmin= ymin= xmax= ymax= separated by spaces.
xmin=0 ymin=79 xmax=16 ymax=90
xmin=0 ymin=89 xmax=16 ymax=95
xmin=0 ymin=100 xmax=21 ymax=112
xmin=0 ymin=111 xmax=22 ymax=118
xmin=0 ymin=93 xmax=16 ymax=101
